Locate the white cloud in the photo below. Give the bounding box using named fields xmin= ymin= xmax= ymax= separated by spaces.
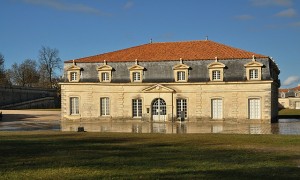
xmin=276 ymin=8 xmax=297 ymax=17
xmin=123 ymin=1 xmax=134 ymax=10
xmin=282 ymin=76 xmax=300 ymax=86
xmin=21 ymin=0 xmax=104 ymax=15
xmin=251 ymin=0 xmax=293 ymax=7
xmin=289 ymin=21 xmax=300 ymax=27
xmin=235 ymin=15 xmax=254 ymax=20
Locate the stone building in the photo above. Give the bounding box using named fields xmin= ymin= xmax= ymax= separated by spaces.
xmin=60 ymin=40 xmax=280 ymax=128
xmin=278 ymin=85 xmax=300 ymax=109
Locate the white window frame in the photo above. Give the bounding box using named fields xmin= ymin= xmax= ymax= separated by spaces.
xmin=212 ymin=70 xmax=221 ymax=81
xmin=248 ymin=98 xmax=261 ymax=119
xmin=176 ymin=99 xmax=187 ymax=118
xmin=70 ymin=97 xmax=79 ymax=115
xmin=132 ymin=72 xmax=141 ymax=82
xmin=101 ymin=72 xmax=110 ymax=82
xmin=100 ymin=97 xmax=110 ymax=116
xmin=70 ymin=72 xmax=77 ymax=81
xmin=249 ymin=69 xmax=258 ymax=80
xmin=132 ymin=99 xmax=142 ymax=118
xmin=177 ymin=71 xmax=186 ymax=81
xmin=211 ymin=98 xmax=223 ymax=119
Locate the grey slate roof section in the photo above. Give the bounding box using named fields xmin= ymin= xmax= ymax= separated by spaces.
xmin=63 ymin=58 xmax=272 ymax=83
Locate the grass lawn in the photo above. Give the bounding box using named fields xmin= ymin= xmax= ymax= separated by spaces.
xmin=279 ymin=109 xmax=300 ymax=116
xmin=0 ymin=132 xmax=300 ymax=179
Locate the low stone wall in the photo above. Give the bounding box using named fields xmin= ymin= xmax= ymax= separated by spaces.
xmin=0 ymin=86 xmax=60 ymax=109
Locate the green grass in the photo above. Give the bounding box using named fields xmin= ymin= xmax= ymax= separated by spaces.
xmin=0 ymin=132 xmax=300 ymax=179
xmin=279 ymin=109 xmax=300 ymax=116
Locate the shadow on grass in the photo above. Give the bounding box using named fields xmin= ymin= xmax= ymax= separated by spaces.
xmin=0 ymin=133 xmax=300 ymax=179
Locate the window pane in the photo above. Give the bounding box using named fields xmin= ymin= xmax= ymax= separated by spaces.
xmin=211 ymin=99 xmax=222 ymax=119
xmin=212 ymin=70 xmax=220 ymax=80
xmin=249 ymin=99 xmax=260 ymax=119
xmin=177 ymin=71 xmax=185 ymax=81
xmin=176 ymin=99 xmax=187 ymax=118
xmin=132 ymin=99 xmax=142 ymax=117
xmin=133 ymin=72 xmax=141 ymax=81
xmin=70 ymin=97 xmax=79 ymax=115
xmin=100 ymin=97 xmax=110 ymax=116
xmin=250 ymin=69 xmax=258 ymax=79
xmin=71 ymin=72 xmax=77 ymax=81
xmin=102 ymin=72 xmax=109 ymax=81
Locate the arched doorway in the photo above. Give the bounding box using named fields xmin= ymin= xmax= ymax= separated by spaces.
xmin=152 ymin=98 xmax=166 ymax=121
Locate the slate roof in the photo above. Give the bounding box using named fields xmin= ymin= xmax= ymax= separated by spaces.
xmin=279 ymin=89 xmax=289 ymax=93
xmin=66 ymin=40 xmax=268 ymax=63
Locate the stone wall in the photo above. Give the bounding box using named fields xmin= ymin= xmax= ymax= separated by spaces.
xmin=0 ymin=86 xmax=60 ymax=109
xmin=61 ymin=81 xmax=277 ymax=123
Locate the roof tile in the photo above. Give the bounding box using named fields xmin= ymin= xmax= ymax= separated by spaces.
xmin=66 ymin=40 xmax=268 ymax=63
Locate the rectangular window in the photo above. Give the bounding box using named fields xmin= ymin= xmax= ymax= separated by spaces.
xmin=212 ymin=70 xmax=221 ymax=80
xmin=100 ymin=97 xmax=110 ymax=116
xmin=133 ymin=72 xmax=141 ymax=82
xmin=211 ymin=99 xmax=222 ymax=119
xmin=176 ymin=99 xmax=187 ymax=118
xmin=70 ymin=97 xmax=79 ymax=115
xmin=101 ymin=72 xmax=109 ymax=81
xmin=295 ymin=102 xmax=300 ymax=109
xmin=132 ymin=99 xmax=142 ymax=118
xmin=177 ymin=71 xmax=186 ymax=81
xmin=248 ymin=98 xmax=261 ymax=119
xmin=249 ymin=69 xmax=258 ymax=79
xmin=70 ymin=72 xmax=77 ymax=81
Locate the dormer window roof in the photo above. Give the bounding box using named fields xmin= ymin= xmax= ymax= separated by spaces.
xmin=97 ymin=60 xmax=113 ymax=82
xmin=66 ymin=60 xmax=81 ymax=82
xmin=128 ymin=59 xmax=145 ymax=82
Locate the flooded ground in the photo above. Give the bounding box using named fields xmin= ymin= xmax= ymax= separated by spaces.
xmin=0 ymin=110 xmax=60 ymax=131
xmin=0 ymin=110 xmax=300 ymax=134
xmin=61 ymin=119 xmax=300 ymax=135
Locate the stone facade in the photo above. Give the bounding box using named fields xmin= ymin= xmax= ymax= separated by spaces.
xmin=60 ymin=40 xmax=280 ymax=129
xmin=279 ymin=85 xmax=300 ymax=109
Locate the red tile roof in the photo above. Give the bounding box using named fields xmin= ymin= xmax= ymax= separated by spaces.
xmin=279 ymin=85 xmax=300 ymax=93
xmin=66 ymin=40 xmax=269 ymax=63
xmin=292 ymin=86 xmax=300 ymax=91
xmin=279 ymin=89 xmax=289 ymax=93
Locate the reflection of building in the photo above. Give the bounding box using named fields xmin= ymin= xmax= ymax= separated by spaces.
xmin=60 ymin=40 xmax=280 ymax=128
xmin=279 ymin=85 xmax=300 ymax=109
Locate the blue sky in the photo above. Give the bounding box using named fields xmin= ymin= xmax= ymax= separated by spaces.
xmin=1 ymin=0 xmax=299 ymax=87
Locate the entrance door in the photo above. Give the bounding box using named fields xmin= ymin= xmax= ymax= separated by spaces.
xmin=152 ymin=98 xmax=166 ymax=121
xmin=211 ymin=99 xmax=223 ymax=119
xmin=296 ymin=102 xmax=300 ymax=109
xmin=249 ymin=99 xmax=261 ymax=119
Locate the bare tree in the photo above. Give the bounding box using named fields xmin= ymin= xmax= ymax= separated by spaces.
xmin=0 ymin=53 xmax=10 ymax=85
xmin=8 ymin=59 xmax=39 ymax=87
xmin=38 ymin=46 xmax=62 ymax=88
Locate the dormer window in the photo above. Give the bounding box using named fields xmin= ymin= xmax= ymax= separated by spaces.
xmin=133 ymin=72 xmax=141 ymax=82
xmin=70 ymin=72 xmax=77 ymax=81
xmin=212 ymin=70 xmax=221 ymax=80
xmin=128 ymin=60 xmax=145 ymax=83
xmin=244 ymin=55 xmax=263 ymax=81
xmin=101 ymin=72 xmax=110 ymax=82
xmin=177 ymin=71 xmax=186 ymax=81
xmin=173 ymin=58 xmax=190 ymax=82
xmin=97 ymin=60 xmax=113 ymax=83
xmin=66 ymin=60 xmax=81 ymax=83
xmin=249 ymin=69 xmax=258 ymax=80
xmin=207 ymin=57 xmax=225 ymax=82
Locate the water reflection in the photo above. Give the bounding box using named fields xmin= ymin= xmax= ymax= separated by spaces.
xmin=61 ymin=119 xmax=300 ymax=135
